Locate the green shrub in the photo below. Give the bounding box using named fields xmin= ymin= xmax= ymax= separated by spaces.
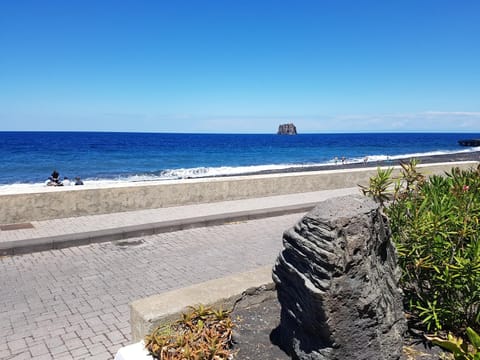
xmin=361 ymin=161 xmax=480 ymax=334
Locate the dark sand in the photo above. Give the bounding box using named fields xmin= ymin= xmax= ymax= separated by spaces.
xmin=247 ymin=150 xmax=480 ymax=177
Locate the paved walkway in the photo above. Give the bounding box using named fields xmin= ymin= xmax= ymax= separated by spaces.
xmin=0 ymin=188 xmax=357 ymax=254
xmin=1 ymin=214 xmax=302 ymax=359
xmin=0 ymin=188 xmax=358 ymax=359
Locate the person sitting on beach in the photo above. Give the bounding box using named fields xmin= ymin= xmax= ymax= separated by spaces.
xmin=46 ymin=170 xmax=63 ymax=186
xmin=74 ymin=176 xmax=84 ymax=185
xmin=62 ymin=176 xmax=71 ymax=186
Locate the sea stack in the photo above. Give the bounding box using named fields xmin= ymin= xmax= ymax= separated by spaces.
xmin=277 ymin=123 xmax=297 ymax=135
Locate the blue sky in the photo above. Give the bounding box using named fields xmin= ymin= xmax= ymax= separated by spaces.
xmin=1 ymin=0 xmax=479 ymax=133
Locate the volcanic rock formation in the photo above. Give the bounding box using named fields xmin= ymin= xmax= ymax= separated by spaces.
xmin=272 ymin=195 xmax=406 ymax=360
xmin=277 ymin=123 xmax=297 ymax=135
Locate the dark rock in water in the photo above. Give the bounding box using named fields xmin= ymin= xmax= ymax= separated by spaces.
xmin=277 ymin=123 xmax=297 ymax=135
xmin=272 ymin=195 xmax=406 ymax=360
xmin=459 ymin=139 xmax=480 ymax=146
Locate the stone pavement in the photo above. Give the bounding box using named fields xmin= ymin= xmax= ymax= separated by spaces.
xmin=0 ymin=188 xmax=358 ymax=359
xmin=0 ymin=188 xmax=358 ymax=254
xmin=0 ymin=214 xmax=301 ymax=359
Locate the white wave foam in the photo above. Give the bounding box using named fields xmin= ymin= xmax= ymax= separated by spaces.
xmin=1 ymin=147 xmax=478 ymax=194
xmin=156 ymin=163 xmax=325 ymax=179
xmin=347 ymin=146 xmax=480 ymax=164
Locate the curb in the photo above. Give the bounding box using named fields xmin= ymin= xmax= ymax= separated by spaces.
xmin=129 ymin=265 xmax=275 ymax=342
xmin=0 ymin=202 xmax=315 ymax=255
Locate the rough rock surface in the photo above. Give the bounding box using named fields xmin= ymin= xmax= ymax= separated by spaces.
xmin=271 ymin=195 xmax=406 ymax=360
xmin=277 ymin=123 xmax=297 ymax=135
xmin=231 ymin=286 xmax=289 ymax=360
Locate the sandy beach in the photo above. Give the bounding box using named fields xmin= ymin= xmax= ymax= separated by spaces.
xmin=249 ymin=150 xmax=480 ymax=176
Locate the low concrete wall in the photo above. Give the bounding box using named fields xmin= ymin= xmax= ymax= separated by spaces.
xmin=0 ymin=161 xmax=476 ymax=224
xmin=130 ymin=266 xmax=274 ymax=342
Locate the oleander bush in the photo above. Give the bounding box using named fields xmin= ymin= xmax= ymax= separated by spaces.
xmin=145 ymin=304 xmax=235 ymax=360
xmin=361 ymin=161 xmax=480 ymax=335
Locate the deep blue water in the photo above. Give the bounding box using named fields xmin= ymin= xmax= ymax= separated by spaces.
xmin=0 ymin=132 xmax=479 ymax=186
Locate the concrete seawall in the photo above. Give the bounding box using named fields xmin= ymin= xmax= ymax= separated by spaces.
xmin=0 ymin=161 xmax=476 ymax=224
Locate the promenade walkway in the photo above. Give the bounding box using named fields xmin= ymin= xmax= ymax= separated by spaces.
xmin=0 ymin=188 xmax=357 ymax=359
xmin=0 ymin=188 xmax=358 ymax=255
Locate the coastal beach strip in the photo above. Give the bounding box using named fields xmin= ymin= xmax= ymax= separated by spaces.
xmin=0 ymin=132 xmax=479 ymax=189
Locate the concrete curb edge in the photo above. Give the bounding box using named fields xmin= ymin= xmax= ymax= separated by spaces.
xmin=0 ymin=203 xmax=313 ymax=255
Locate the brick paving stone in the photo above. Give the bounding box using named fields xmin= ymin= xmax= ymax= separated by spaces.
xmin=106 ymin=330 xmax=126 ymax=344
xmin=28 ymin=343 xmax=49 ymax=357
xmin=49 ymin=344 xmax=69 ymax=356
xmin=89 ymin=343 xmax=109 ymax=356
xmin=7 ymin=351 xmax=32 ymax=360
xmin=0 ymin=213 xmax=302 ymax=358
xmin=7 ymin=338 xmax=26 ymax=353
xmin=52 ymin=353 xmax=75 ymax=360
xmin=64 ymin=337 xmax=84 ymax=350
xmin=69 ymin=346 xmax=90 ymax=358
xmin=33 ymin=355 xmax=56 ymax=360
xmin=89 ymin=353 xmax=112 ymax=360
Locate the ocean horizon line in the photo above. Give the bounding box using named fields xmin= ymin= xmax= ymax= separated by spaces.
xmin=1 ymin=130 xmax=480 ymax=135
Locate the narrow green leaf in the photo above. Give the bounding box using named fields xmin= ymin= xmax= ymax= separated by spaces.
xmin=467 ymin=327 xmax=480 ymax=350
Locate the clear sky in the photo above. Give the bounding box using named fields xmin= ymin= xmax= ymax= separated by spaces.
xmin=1 ymin=0 xmax=479 ymax=133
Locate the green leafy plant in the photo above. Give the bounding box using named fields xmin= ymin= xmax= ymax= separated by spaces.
xmin=358 ymin=166 xmax=394 ymax=207
xmin=398 ymin=158 xmax=425 ymax=193
xmin=360 ymin=161 xmax=480 ymax=334
xmin=145 ymin=305 xmax=235 ymax=360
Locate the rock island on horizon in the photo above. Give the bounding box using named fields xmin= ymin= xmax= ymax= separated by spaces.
xmin=277 ymin=123 xmax=297 ymax=135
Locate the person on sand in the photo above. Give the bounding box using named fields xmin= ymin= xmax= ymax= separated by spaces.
xmin=46 ymin=170 xmax=63 ymax=186
xmin=74 ymin=176 xmax=84 ymax=185
xmin=62 ymin=176 xmax=71 ymax=186
xmin=363 ymin=156 xmax=369 ymax=165
xmin=341 ymin=156 xmax=346 ymax=165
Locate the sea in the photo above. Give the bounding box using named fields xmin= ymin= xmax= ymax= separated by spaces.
xmin=0 ymin=131 xmax=479 ymax=190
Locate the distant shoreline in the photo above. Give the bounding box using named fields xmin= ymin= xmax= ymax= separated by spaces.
xmin=240 ymin=150 xmax=480 ymax=177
